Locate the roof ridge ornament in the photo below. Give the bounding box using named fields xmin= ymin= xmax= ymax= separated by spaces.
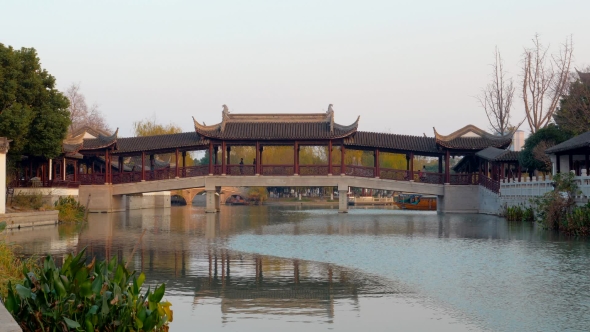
xmin=221 ymin=105 xmax=230 ymax=132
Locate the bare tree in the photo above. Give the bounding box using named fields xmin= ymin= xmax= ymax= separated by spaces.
xmin=477 ymin=47 xmax=515 ymax=135
xmin=65 ymin=82 xmax=110 ymax=133
xmin=522 ymin=34 xmax=573 ymax=133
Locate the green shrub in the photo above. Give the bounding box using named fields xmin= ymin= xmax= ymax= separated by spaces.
xmin=55 ymin=196 xmax=86 ymax=222
xmin=11 ymin=192 xmax=44 ymax=210
xmin=3 ymin=248 xmax=172 ymax=332
xmin=247 ymin=187 xmax=268 ymax=204
xmin=562 ymin=202 xmax=590 ymax=236
xmin=504 ymin=205 xmax=535 ymax=222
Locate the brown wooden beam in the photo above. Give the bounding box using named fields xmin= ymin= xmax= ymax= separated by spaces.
xmin=141 ymin=152 xmax=145 ymax=181
xmin=256 ymin=141 xmax=260 ymax=175
xmin=294 ymin=141 xmax=299 ymax=175
xmin=328 ymin=140 xmax=333 ymax=175
xmin=375 ymin=148 xmax=380 ymax=178
xmin=445 ymin=150 xmax=450 ymax=183
xmin=209 ymin=142 xmax=214 ymax=175
xmin=409 ymin=152 xmax=414 ymax=180
xmin=175 ymin=149 xmax=180 ymax=178
xmin=340 ymin=143 xmax=346 ymax=175
xmin=222 ymin=141 xmax=226 ymax=175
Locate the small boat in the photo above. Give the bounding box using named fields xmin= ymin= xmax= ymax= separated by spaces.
xmin=393 ymin=194 xmax=437 ymax=211
xmin=225 ymin=194 xmax=249 ymax=206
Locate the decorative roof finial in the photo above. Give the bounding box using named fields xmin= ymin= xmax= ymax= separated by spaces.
xmin=222 ymin=104 xmax=229 ymax=113
xmin=327 ymin=104 xmax=334 ymax=113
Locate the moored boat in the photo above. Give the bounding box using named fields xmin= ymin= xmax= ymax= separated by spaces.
xmin=393 ymin=194 xmax=437 ymax=211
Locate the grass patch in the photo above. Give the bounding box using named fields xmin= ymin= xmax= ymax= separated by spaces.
xmin=54 ymin=196 xmax=86 ymax=222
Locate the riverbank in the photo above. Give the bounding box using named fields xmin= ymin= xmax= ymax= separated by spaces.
xmin=0 ymin=210 xmax=58 ymax=229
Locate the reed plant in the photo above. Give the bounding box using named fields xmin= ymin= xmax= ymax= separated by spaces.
xmin=504 ymin=205 xmax=535 ymax=222
xmin=0 ymin=222 xmax=39 ymax=298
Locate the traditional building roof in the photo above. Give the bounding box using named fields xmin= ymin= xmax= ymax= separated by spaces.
xmin=69 ymin=125 xmax=112 ymax=139
xmin=545 ymin=131 xmax=590 ymax=154
xmin=79 ymin=129 xmax=119 ymax=151
xmin=114 ymin=132 xmax=208 ymax=154
xmin=475 ymin=147 xmax=520 ymax=162
xmin=433 ymin=125 xmax=513 ymax=150
xmin=344 ymin=132 xmax=439 ymax=154
xmin=193 ymin=105 xmax=359 ymax=140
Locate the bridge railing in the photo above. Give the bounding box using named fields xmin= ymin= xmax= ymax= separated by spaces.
xmin=380 ymin=168 xmax=410 ymax=181
xmin=451 ymin=173 xmax=478 ymax=185
xmin=226 ymin=164 xmax=256 ymax=176
xmin=262 ymin=165 xmax=295 ymax=176
xmin=479 ymin=174 xmax=499 ymax=193
xmin=346 ymin=165 xmax=375 ymax=178
xmin=299 ymin=165 xmax=329 ymax=176
xmin=184 ymin=165 xmax=210 ymax=177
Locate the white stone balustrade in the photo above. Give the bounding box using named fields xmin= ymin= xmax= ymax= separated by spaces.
xmin=500 ymin=175 xmax=590 ymax=200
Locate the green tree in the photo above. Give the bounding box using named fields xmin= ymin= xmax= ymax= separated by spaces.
xmin=133 ymin=116 xmax=193 ymax=166
xmin=518 ymin=124 xmax=572 ymax=172
xmin=553 ymin=70 xmax=590 ymax=136
xmin=0 ymin=44 xmax=70 ymax=158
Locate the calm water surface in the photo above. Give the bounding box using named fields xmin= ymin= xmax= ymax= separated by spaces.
xmin=5 ymin=206 xmax=590 ymax=331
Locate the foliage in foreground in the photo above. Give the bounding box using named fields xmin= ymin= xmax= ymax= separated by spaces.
xmin=3 ymin=249 xmax=172 ymax=332
xmin=533 ymin=172 xmax=590 ymax=236
xmin=0 ymin=222 xmax=39 ymax=298
xmin=55 ymin=196 xmax=86 ymax=222
xmin=504 ymin=204 xmax=535 ymax=222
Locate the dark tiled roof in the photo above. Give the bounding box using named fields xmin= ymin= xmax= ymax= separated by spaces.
xmin=344 ymin=131 xmax=439 ymax=154
xmin=115 ymin=132 xmax=208 ymax=154
xmin=476 ymin=147 xmax=520 ymax=162
xmin=195 ymin=122 xmax=357 ymax=140
xmin=436 ymin=136 xmax=513 ymax=150
xmin=80 ymin=129 xmax=118 ymax=151
xmin=545 ymin=131 xmax=590 ymax=154
xmin=434 ymin=125 xmax=513 ymax=150
xmin=63 ymin=143 xmax=82 ymax=153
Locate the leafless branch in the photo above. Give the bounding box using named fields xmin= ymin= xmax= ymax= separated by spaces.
xmin=521 ymin=34 xmax=573 ymax=133
xmin=477 ymin=47 xmax=515 ymax=135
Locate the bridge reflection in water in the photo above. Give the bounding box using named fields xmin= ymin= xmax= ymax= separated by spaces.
xmin=5 ymin=207 xmax=409 ymax=326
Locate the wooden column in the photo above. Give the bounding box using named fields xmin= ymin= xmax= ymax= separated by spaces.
xmin=255 ymin=141 xmax=260 ymax=175
xmin=119 ymin=156 xmax=123 ymax=174
xmin=73 ymin=161 xmax=78 ymax=182
xmin=221 ymin=141 xmax=226 ymax=175
xmin=214 ymin=146 xmax=218 ymax=165
xmin=374 ymin=148 xmax=380 ymax=178
xmin=150 ymin=154 xmax=154 ymax=180
xmin=438 ymin=156 xmax=443 ymax=174
xmin=259 ymin=146 xmax=264 ymax=174
xmin=294 ymin=141 xmax=299 ymax=175
xmin=175 ymin=149 xmax=180 ymax=178
xmin=340 ymin=143 xmax=345 ymax=175
xmin=556 ymin=154 xmax=560 ymax=173
xmin=501 ymin=163 xmax=505 ymax=182
xmin=226 ymin=145 xmax=231 ymax=165
xmin=105 ymin=150 xmax=109 ymax=184
xmin=182 ymin=151 xmax=186 ymax=177
xmin=409 ymin=152 xmax=414 ymax=180
xmin=445 ymin=150 xmax=450 ymax=184
xmin=141 ymin=152 xmax=145 ymax=181
xmin=328 ymin=140 xmax=333 ymax=175
xmin=209 ymin=142 xmax=214 ymax=175
xmin=62 ymin=157 xmax=66 ymax=181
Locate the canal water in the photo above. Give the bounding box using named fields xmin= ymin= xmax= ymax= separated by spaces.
xmin=5 ymin=206 xmax=590 ymax=331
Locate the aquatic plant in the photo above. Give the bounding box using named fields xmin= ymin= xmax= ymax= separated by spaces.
xmin=532 ymin=172 xmax=590 ymax=235
xmin=54 ymin=195 xmax=86 ymax=222
xmin=0 ymin=221 xmax=39 ymax=298
xmin=504 ymin=205 xmax=535 ymax=222
xmin=3 ymin=248 xmax=172 ymax=332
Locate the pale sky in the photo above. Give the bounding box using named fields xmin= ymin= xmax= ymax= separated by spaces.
xmin=2 ymin=0 xmax=589 ymax=137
